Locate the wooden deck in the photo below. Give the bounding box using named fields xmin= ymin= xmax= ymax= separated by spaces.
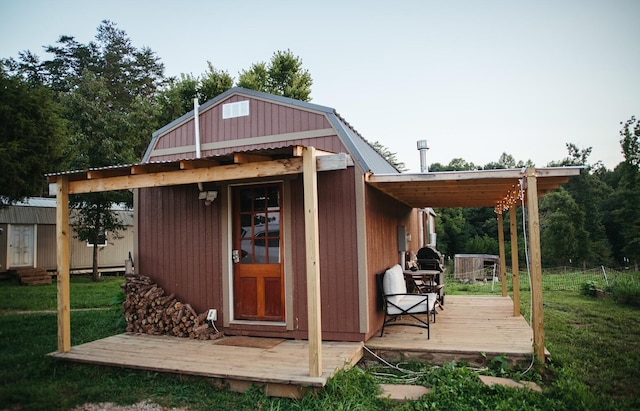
xmin=365 ymin=295 xmax=547 ymax=366
xmin=49 ymin=295 xmax=543 ymax=398
xmin=49 ymin=334 xmax=363 ymax=398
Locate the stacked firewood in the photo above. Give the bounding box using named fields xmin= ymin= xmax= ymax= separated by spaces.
xmin=121 ymin=273 xmax=222 ymax=340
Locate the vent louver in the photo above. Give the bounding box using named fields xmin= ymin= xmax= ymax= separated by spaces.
xmin=222 ymin=100 xmax=250 ymax=119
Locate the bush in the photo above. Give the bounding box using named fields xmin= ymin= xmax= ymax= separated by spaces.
xmin=582 ymin=280 xmax=599 ymax=297
xmin=608 ymin=275 xmax=640 ymax=307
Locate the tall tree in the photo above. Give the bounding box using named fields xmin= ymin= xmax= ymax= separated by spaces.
xmin=155 ymin=50 xmax=312 ymax=127
xmin=0 ymin=67 xmax=69 ymax=206
xmin=539 ymin=188 xmax=589 ymax=266
xmin=483 ymin=152 xmax=533 ymax=170
xmin=237 ymin=50 xmax=312 ymax=101
xmin=62 ymin=69 xmax=139 ymax=281
xmin=435 ymin=208 xmax=468 ymax=258
xmin=9 ymin=20 xmax=166 ymax=280
xmin=608 ymin=117 xmax=640 ymax=266
xmin=430 ymin=158 xmax=479 ymax=172
xmin=547 ymin=143 xmax=613 ymax=266
xmin=10 ymin=20 xmax=166 ymax=158
xmin=156 ymin=63 xmax=233 ymax=126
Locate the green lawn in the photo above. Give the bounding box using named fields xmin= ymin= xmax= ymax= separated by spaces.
xmin=0 ymin=275 xmax=124 ymax=311
xmin=0 ymin=274 xmax=638 ymax=410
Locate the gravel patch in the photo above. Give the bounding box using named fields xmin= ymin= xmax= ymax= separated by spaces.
xmin=71 ymin=401 xmax=190 ymax=411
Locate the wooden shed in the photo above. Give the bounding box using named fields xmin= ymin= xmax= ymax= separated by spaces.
xmin=454 ymin=254 xmax=501 ymax=282
xmin=47 ymin=87 xmax=583 ymax=370
xmin=0 ymin=197 xmax=133 ymax=275
xmin=132 ymin=87 xmax=424 ymax=342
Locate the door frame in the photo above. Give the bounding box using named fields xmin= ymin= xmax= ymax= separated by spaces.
xmin=223 ymin=180 xmax=294 ymax=329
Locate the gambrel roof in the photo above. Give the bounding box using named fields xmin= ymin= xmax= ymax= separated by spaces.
xmin=143 ymin=87 xmax=399 ymax=174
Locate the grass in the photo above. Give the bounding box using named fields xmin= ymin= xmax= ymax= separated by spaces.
xmin=1 ymin=272 xmax=639 ymax=410
xmin=0 ymin=275 xmax=124 ymax=311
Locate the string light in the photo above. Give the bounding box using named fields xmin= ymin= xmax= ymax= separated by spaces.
xmin=494 ymin=180 xmax=525 ymax=215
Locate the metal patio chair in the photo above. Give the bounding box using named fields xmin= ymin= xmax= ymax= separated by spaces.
xmin=377 ymin=264 xmax=437 ymax=339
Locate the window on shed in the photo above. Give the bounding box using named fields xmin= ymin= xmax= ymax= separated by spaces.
xmin=87 ymin=228 xmax=108 ymax=247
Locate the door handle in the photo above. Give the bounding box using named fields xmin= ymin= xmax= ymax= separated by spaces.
xmin=232 ymin=249 xmax=240 ymax=263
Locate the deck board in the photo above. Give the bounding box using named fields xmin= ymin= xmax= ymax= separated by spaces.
xmin=365 ymin=295 xmax=547 ymax=365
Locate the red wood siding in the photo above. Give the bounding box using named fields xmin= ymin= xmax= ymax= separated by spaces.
xmin=363 ymin=185 xmax=415 ymax=339
xmin=137 ymin=166 xmax=364 ymax=341
xmin=138 ymin=185 xmax=222 ymax=316
xmin=288 ymin=168 xmax=361 ymax=340
xmin=149 ymin=95 xmax=335 ymax=162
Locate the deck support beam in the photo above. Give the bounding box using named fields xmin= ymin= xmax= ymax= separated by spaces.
xmin=56 ymin=176 xmax=71 ymax=352
xmin=497 ymin=213 xmax=508 ymax=297
xmin=510 ymin=207 xmax=521 ymax=317
xmin=525 ymin=168 xmax=545 ymax=363
xmin=303 ymin=147 xmax=323 ymax=377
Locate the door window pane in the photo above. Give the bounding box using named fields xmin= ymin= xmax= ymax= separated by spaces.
xmin=237 ymin=184 xmax=282 ymax=264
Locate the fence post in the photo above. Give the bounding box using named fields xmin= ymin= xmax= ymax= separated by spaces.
xmin=601 ymin=265 xmax=609 ymax=287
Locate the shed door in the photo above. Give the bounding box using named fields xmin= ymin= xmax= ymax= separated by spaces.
xmin=232 ymin=184 xmax=284 ymax=321
xmin=9 ymin=225 xmax=35 ymax=267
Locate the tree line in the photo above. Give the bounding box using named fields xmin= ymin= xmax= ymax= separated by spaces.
xmin=431 ymin=136 xmax=640 ymax=270
xmin=1 ymin=20 xmax=638 ymax=277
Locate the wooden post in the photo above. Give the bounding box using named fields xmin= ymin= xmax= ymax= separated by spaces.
xmin=510 ymin=207 xmax=521 ymax=317
xmin=303 ymin=147 xmax=322 ymax=377
xmin=497 ymin=213 xmax=507 ymax=297
xmin=56 ymin=177 xmax=71 ymax=352
xmin=526 ymin=168 xmax=545 ymax=363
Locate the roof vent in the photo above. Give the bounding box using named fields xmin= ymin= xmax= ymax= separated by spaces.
xmin=222 ymin=100 xmax=250 ymax=119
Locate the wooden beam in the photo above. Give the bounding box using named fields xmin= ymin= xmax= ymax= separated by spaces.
xmin=510 ymin=207 xmax=521 ymax=317
xmin=292 ymin=146 xmax=335 ymax=157
xmin=316 ymin=153 xmax=351 ymax=171
xmin=303 ymin=147 xmax=322 ymax=377
xmin=179 ymin=159 xmax=220 ymax=170
xmin=68 ymin=158 xmax=305 ymax=194
xmin=64 ymin=155 xmax=351 ymax=195
xmin=292 ymin=146 xmax=304 ymax=157
xmin=525 ymin=168 xmax=545 ymax=363
xmin=56 ymin=176 xmax=71 ymax=353
xmin=86 ymin=168 xmax=131 ymax=179
xmin=233 ymin=153 xmax=272 ymax=163
xmin=497 ymin=213 xmax=508 ymax=297
xmin=131 ymin=164 xmax=181 ymax=174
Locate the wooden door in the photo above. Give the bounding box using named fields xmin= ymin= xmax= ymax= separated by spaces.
xmin=232 ymin=184 xmax=284 ymax=321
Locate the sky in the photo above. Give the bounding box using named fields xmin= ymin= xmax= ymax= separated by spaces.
xmin=1 ymin=0 xmax=638 ymax=172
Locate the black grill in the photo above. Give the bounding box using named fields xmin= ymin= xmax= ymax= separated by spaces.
xmin=416 ymin=246 xmax=444 ymax=272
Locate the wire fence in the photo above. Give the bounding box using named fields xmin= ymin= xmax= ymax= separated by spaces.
xmin=445 ymin=266 xmax=639 ymax=292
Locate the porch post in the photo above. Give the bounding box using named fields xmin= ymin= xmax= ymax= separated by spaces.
xmin=497 ymin=213 xmax=508 ymax=297
xmin=303 ymin=147 xmax=323 ymax=377
xmin=56 ymin=177 xmax=71 ymax=352
xmin=525 ymin=168 xmax=545 ymax=362
xmin=509 ymin=207 xmax=521 ymax=317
